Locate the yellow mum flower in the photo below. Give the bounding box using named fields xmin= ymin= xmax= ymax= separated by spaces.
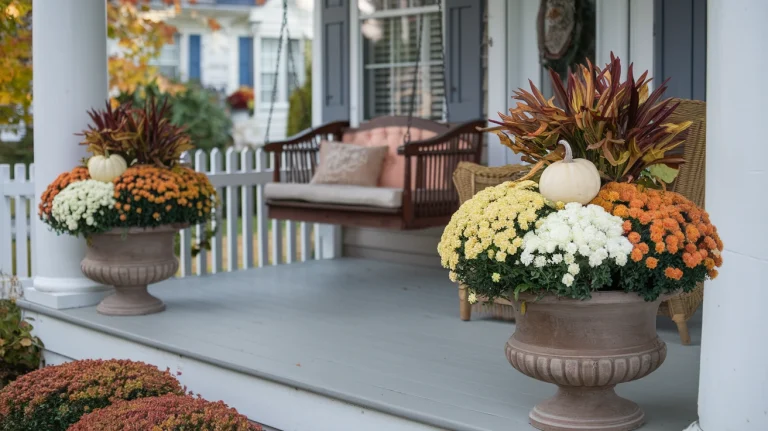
xmin=492 ymin=273 xmax=501 ymax=283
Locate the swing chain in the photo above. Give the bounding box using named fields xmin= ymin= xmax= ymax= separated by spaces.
xmin=437 ymin=0 xmax=449 ymax=122
xmin=264 ymin=0 xmax=289 ymax=145
xmin=285 ymin=22 xmax=310 ymax=132
xmin=403 ymin=0 xmax=447 ymax=146
xmin=403 ymin=8 xmax=426 ymax=146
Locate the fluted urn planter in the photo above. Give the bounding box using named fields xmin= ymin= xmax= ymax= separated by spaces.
xmin=81 ymin=224 xmax=183 ymax=316
xmin=505 ymin=292 xmax=667 ymax=431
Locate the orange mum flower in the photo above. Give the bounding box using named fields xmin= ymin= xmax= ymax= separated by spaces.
xmin=622 ymin=220 xmax=632 ymax=233
xmin=631 ymin=248 xmax=644 ymax=262
xmin=38 ymin=166 xmax=90 ymax=218
xmin=664 ymin=267 xmax=683 ymax=280
xmin=591 ymin=182 xmax=724 ymax=282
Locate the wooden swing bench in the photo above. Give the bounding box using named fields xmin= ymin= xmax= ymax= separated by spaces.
xmin=263 ymin=116 xmax=485 ymax=230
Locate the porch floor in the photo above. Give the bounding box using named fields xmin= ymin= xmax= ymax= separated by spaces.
xmin=24 ymin=259 xmax=701 ymax=431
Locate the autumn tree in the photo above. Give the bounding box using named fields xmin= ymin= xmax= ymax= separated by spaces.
xmin=0 ymin=0 xmax=32 ymax=130
xmin=0 ymin=0 xmax=267 ymax=129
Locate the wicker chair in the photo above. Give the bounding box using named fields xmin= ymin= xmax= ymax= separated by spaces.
xmin=658 ymin=98 xmax=707 ymax=345
xmin=452 ymin=99 xmax=706 ymax=344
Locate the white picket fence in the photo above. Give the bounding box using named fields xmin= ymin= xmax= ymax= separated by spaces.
xmin=0 ymin=148 xmax=321 ymax=280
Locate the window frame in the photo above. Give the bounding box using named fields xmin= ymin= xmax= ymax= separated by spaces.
xmin=356 ymin=3 xmax=446 ymax=122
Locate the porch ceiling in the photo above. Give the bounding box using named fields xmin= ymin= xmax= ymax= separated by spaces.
xmin=22 ymin=259 xmax=701 ymax=431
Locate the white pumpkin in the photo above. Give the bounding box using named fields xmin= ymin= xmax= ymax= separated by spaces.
xmin=87 ymin=154 xmax=128 ymax=183
xmin=538 ymin=140 xmax=601 ymax=204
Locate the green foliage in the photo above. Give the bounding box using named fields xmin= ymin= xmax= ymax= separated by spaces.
xmin=0 ymin=359 xmax=184 ymax=431
xmin=286 ymin=43 xmax=312 ymax=137
xmin=0 ymin=127 xmax=33 ymax=165
xmin=117 ymin=81 xmax=232 ymax=152
xmin=0 ymin=281 xmax=42 ymax=388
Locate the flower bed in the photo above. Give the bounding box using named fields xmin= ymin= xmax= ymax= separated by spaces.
xmin=0 ymin=359 xmax=184 ymax=431
xmin=70 ymin=394 xmax=261 ymax=431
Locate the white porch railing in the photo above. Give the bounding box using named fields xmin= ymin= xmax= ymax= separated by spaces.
xmin=0 ymin=147 xmax=322 ymax=281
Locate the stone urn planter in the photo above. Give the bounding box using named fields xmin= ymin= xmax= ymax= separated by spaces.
xmin=81 ymin=225 xmax=183 ymax=316
xmin=505 ymin=292 xmax=667 ymax=431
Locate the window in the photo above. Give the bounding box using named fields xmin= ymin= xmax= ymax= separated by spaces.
xmin=261 ymin=38 xmax=303 ymax=104
xmin=260 ymin=38 xmax=279 ymax=103
xmin=153 ymin=33 xmax=181 ymax=79
xmin=360 ymin=0 xmax=445 ymax=120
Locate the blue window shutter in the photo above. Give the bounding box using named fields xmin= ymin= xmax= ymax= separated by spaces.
xmin=189 ymin=34 xmax=202 ymax=81
xmin=444 ymin=0 xmax=484 ymax=122
xmin=321 ymin=0 xmax=350 ymax=122
xmin=238 ymin=36 xmax=254 ymax=87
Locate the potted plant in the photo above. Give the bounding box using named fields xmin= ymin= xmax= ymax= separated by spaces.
xmin=226 ymin=86 xmax=255 ymax=123
xmin=439 ymin=56 xmax=723 ymax=431
xmin=38 ymin=99 xmax=217 ymax=316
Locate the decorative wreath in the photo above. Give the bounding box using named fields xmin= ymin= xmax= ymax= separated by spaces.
xmin=537 ymin=0 xmax=596 ymax=76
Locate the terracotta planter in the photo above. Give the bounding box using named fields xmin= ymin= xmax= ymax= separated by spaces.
xmin=505 ymin=292 xmax=667 ymax=431
xmin=81 ymin=225 xmax=183 ymax=316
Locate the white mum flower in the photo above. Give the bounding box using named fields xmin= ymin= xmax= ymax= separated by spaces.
xmin=562 ymin=273 xmax=575 ymax=287
xmin=51 ymin=180 xmax=116 ymax=235
xmin=534 ymin=255 xmax=547 ymax=268
xmin=551 ymin=254 xmax=563 ymax=264
xmin=567 ymin=263 xmax=580 ymax=275
xmin=520 ymin=252 xmax=534 ymax=266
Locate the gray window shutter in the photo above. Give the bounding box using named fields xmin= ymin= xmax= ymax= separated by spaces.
xmin=321 ymin=0 xmax=350 ymax=122
xmin=654 ymin=0 xmax=707 ymax=101
xmin=444 ymin=0 xmax=484 ymax=122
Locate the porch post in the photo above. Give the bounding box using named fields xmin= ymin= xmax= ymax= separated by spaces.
xmin=689 ymin=0 xmax=768 ymax=430
xmin=26 ymin=0 xmax=112 ymax=308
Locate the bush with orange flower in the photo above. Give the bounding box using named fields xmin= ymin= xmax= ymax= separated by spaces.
xmin=591 ymin=182 xmax=723 ymax=300
xmin=70 ymin=394 xmax=261 ymax=431
xmin=113 ymin=165 xmax=216 ymax=228
xmin=0 ymin=359 xmax=184 ymax=431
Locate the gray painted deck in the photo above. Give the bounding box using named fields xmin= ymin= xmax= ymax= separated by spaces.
xmin=31 ymin=259 xmax=701 ymax=430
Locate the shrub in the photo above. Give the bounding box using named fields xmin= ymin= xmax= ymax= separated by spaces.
xmin=70 ymin=393 xmax=262 ymax=431
xmin=0 ymin=359 xmax=184 ymax=431
xmin=286 ymin=49 xmax=312 ymax=137
xmin=0 ymin=275 xmax=42 ymax=389
xmin=591 ymin=182 xmax=723 ymax=300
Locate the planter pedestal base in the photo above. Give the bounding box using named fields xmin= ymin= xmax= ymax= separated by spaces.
xmin=96 ymin=285 xmax=165 ymax=316
xmin=530 ymin=386 xmax=643 ymax=431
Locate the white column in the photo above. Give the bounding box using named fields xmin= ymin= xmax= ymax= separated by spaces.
xmin=691 ymin=1 xmax=768 ymax=430
xmin=27 ymin=0 xmax=112 ymax=308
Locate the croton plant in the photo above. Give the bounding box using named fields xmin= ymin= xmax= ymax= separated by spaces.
xmin=485 ymin=54 xmax=692 ymax=187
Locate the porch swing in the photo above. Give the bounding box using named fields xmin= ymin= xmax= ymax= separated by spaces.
xmin=263 ymin=0 xmax=484 ymax=230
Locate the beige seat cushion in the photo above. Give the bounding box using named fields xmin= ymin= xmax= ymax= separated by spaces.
xmin=310 ymin=141 xmax=389 ymax=187
xmin=265 ymin=183 xmax=403 ymax=209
